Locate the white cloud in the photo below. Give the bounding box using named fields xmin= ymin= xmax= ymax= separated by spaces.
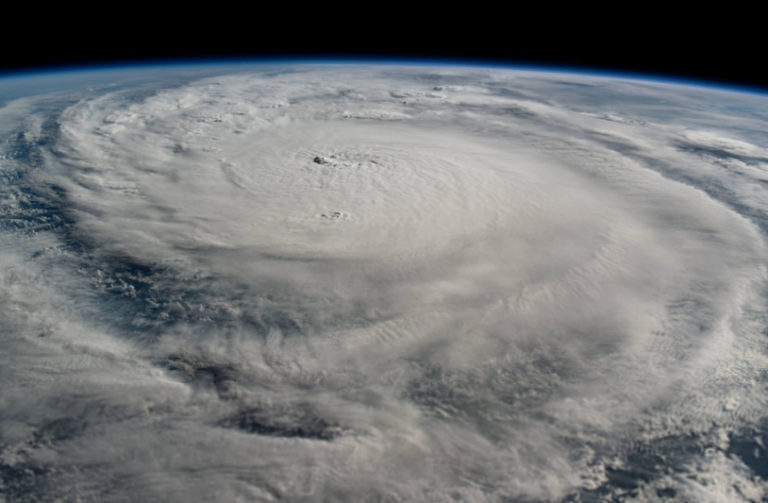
xmin=1 ymin=65 xmax=768 ymax=501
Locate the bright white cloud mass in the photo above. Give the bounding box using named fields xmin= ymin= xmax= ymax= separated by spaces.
xmin=1 ymin=65 xmax=768 ymax=502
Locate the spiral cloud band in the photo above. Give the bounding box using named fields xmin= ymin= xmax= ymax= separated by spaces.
xmin=1 ymin=65 xmax=768 ymax=501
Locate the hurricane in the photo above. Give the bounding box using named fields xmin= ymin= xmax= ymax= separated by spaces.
xmin=1 ymin=64 xmax=768 ymax=502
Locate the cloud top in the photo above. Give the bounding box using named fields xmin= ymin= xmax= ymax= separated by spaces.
xmin=1 ymin=66 xmax=768 ymax=502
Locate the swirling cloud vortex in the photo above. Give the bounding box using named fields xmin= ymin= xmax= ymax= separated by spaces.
xmin=1 ymin=66 xmax=768 ymax=502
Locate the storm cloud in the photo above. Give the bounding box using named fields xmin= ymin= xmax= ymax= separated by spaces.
xmin=1 ymin=65 xmax=768 ymax=502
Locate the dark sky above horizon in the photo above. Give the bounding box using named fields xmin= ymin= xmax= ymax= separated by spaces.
xmin=0 ymin=25 xmax=765 ymax=93
xmin=5 ymin=0 xmax=761 ymax=91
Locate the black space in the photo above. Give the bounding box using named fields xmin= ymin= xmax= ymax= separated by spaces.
xmin=1 ymin=10 xmax=765 ymax=93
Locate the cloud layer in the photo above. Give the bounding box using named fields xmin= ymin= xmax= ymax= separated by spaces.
xmin=1 ymin=66 xmax=768 ymax=502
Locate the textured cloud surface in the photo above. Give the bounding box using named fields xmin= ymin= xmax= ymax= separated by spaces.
xmin=1 ymin=65 xmax=768 ymax=502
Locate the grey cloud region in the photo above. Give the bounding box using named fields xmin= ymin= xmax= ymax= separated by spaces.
xmin=1 ymin=65 xmax=768 ymax=502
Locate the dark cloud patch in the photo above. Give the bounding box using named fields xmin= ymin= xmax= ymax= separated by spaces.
xmin=727 ymin=426 xmax=768 ymax=479
xmin=32 ymin=417 xmax=88 ymax=446
xmin=218 ymin=403 xmax=343 ymax=440
xmin=0 ymin=185 xmax=71 ymax=237
xmin=0 ymin=417 xmax=95 ymax=503
xmin=164 ymin=356 xmax=240 ymax=399
xmin=0 ymin=460 xmax=112 ymax=503
xmin=674 ymin=140 xmax=768 ymax=166
xmin=0 ymin=461 xmax=50 ymax=503
xmin=575 ymin=433 xmax=709 ymax=501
